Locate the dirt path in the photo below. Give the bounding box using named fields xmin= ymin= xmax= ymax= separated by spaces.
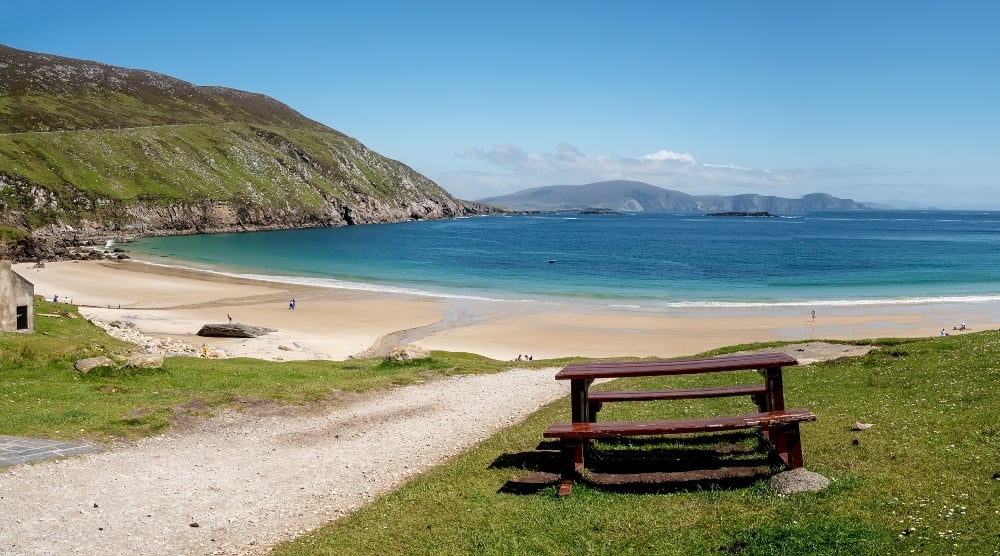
xmin=0 ymin=343 xmax=872 ymax=555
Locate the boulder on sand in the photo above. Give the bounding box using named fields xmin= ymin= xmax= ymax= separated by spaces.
xmin=196 ymin=323 xmax=276 ymax=338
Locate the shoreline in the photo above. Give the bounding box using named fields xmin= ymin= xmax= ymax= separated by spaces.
xmin=16 ymin=259 xmax=1000 ymax=361
xmin=121 ymin=246 xmax=1000 ymax=309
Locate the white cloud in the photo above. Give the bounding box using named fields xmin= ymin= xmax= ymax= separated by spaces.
xmin=702 ymin=163 xmax=752 ymax=171
xmin=454 ymin=143 xmax=798 ymax=198
xmin=459 ymin=144 xmax=531 ymax=167
xmin=641 ymin=150 xmax=696 ymax=164
xmin=555 ymin=143 xmax=582 ymax=162
xmin=442 ymin=142 xmax=982 ymax=207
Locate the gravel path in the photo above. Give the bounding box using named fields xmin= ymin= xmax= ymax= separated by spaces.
xmin=0 ymin=368 xmax=568 ymax=556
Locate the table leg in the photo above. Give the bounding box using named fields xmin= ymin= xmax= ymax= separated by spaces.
xmin=763 ymin=366 xmax=785 ymax=412
xmin=557 ymin=438 xmax=584 ymax=496
xmin=569 ymin=379 xmax=595 ymax=459
xmin=759 ymin=366 xmax=787 ymax=443
xmin=570 ymin=379 xmax=593 ymax=423
xmin=772 ymin=423 xmax=804 ymax=469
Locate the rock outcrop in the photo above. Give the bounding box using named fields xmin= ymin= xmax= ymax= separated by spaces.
xmin=196 ymin=323 xmax=276 ymax=338
xmin=125 ymin=353 xmax=165 ymax=369
xmin=73 ymin=356 xmax=116 ymax=373
xmin=385 ymin=344 xmax=432 ymax=363
xmin=769 ymin=469 xmax=830 ymax=495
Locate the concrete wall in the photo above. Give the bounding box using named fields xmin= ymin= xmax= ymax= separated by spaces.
xmin=0 ymin=260 xmax=34 ymax=332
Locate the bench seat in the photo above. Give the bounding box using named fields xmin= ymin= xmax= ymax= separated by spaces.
xmin=544 ymin=408 xmax=816 ymax=496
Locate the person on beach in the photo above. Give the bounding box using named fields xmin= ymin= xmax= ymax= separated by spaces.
xmin=289 ymin=298 xmax=296 ymax=310
xmin=227 ymin=314 xmax=232 ymax=324
xmin=811 ymin=310 xmax=816 ymax=321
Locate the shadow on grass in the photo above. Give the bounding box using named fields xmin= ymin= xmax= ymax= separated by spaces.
xmin=493 ymin=431 xmax=779 ymax=495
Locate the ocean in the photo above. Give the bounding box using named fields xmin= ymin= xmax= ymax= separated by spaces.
xmin=125 ymin=210 xmax=1000 ymax=308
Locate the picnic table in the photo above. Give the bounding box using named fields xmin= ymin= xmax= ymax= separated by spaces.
xmin=543 ymin=352 xmax=816 ymax=496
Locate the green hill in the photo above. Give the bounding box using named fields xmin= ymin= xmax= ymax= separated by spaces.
xmin=0 ymin=44 xmax=493 ymax=260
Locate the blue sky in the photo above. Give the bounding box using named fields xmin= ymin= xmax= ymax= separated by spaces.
xmin=3 ymin=1 xmax=998 ymax=208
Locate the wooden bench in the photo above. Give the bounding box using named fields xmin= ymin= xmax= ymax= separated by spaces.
xmin=543 ymin=408 xmax=817 ymax=496
xmin=587 ymin=383 xmax=768 ymax=422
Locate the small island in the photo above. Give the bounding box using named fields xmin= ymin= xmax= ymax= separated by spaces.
xmin=705 ymin=211 xmax=778 ymax=217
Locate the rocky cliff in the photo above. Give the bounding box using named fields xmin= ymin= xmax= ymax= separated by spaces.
xmin=0 ymin=45 xmax=495 ymax=261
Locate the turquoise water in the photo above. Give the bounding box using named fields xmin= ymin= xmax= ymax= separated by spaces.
xmin=126 ymin=211 xmax=1000 ymax=308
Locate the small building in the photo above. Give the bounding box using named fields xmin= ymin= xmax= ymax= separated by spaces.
xmin=0 ymin=260 xmax=34 ymax=333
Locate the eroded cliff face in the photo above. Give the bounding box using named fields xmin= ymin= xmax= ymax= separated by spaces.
xmin=0 ymin=155 xmax=494 ymax=261
xmin=1 ymin=188 xmax=493 ymax=262
xmin=0 ymin=160 xmax=496 ymax=262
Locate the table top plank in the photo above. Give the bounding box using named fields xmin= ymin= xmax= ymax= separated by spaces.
xmin=555 ymin=352 xmax=797 ymax=380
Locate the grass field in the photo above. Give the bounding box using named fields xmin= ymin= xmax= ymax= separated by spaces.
xmin=271 ymin=334 xmax=1000 ymax=555
xmin=3 ymin=298 xmax=999 ymax=554
xmin=0 ymin=298 xmax=568 ymax=440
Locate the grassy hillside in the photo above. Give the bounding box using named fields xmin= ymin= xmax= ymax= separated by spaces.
xmin=0 ymin=44 xmax=329 ymax=134
xmin=0 ymin=44 xmax=485 ymax=256
xmin=0 ymin=122 xmax=445 ymax=227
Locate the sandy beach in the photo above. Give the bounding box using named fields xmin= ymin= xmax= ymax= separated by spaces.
xmin=16 ymin=259 xmax=1000 ymax=361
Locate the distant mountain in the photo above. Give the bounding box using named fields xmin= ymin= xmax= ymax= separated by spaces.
xmin=876 ymin=198 xmax=940 ymax=210
xmin=479 ymin=180 xmax=867 ymax=213
xmin=0 ymin=44 xmax=495 ymax=261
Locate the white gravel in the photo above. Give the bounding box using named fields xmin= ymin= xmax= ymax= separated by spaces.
xmin=0 ymin=368 xmax=568 ymax=555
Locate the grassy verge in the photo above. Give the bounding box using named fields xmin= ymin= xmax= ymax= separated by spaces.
xmin=273 ymin=332 xmax=1000 ymax=555
xmin=0 ymin=298 xmax=573 ymax=440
